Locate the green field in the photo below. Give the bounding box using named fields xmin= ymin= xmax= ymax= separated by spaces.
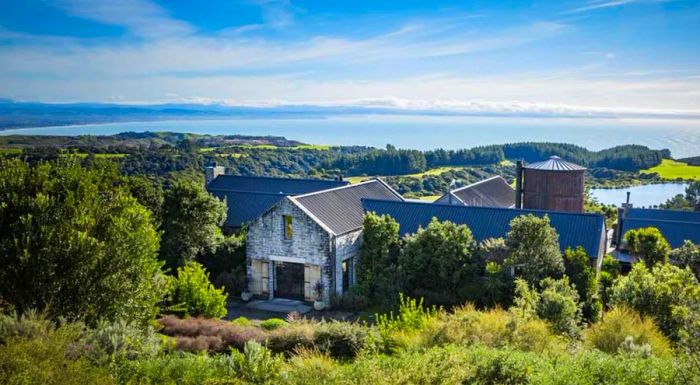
xmin=641 ymin=159 xmax=700 ymax=181
xmin=0 ymin=148 xmax=22 ymax=155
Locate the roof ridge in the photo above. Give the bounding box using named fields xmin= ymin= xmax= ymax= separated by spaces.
xmin=362 ymin=198 xmax=605 ymax=219
xmin=293 ymin=178 xmax=382 ymax=199
xmin=212 ymin=174 xmax=346 ymax=184
xmin=207 ymin=188 xmax=289 ymax=196
xmin=451 ymin=176 xmax=505 ymax=192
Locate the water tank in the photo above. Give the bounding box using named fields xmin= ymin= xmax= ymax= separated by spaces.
xmin=517 ymin=156 xmax=586 ymax=212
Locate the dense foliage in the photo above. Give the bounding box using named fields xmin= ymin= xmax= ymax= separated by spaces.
xmin=159 ymin=181 xmax=227 ymax=270
xmin=0 ymin=159 xmax=164 ymax=324
xmin=164 ymin=262 xmax=228 ymax=319
xmin=505 ymin=214 xmax=564 ymax=285
xmin=624 ymin=227 xmax=671 ymax=269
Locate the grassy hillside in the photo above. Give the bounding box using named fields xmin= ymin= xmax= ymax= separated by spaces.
xmin=642 ymin=159 xmax=700 ymax=181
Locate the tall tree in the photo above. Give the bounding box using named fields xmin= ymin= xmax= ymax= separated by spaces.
xmin=564 ymin=247 xmax=601 ymax=323
xmin=505 ymin=214 xmax=564 ymax=285
xmin=0 ymin=158 xmax=164 ymax=324
xmin=357 ymin=213 xmax=400 ymax=297
xmin=160 ymin=181 xmax=227 ymax=270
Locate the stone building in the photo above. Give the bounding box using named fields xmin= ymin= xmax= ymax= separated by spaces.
xmin=246 ymin=179 xmax=404 ymax=305
xmin=205 ymin=167 xmax=347 ymax=232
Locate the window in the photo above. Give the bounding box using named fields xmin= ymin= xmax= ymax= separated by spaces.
xmin=283 ymin=215 xmax=293 ymax=240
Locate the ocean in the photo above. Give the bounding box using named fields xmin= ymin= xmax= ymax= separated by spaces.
xmin=1 ymin=115 xmax=699 ymax=158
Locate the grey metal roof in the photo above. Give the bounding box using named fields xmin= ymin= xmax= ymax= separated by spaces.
xmin=523 ymin=156 xmax=586 ymax=171
xmin=437 ymin=176 xmax=515 ymax=208
xmin=207 ymin=175 xmax=347 ymax=194
xmin=210 ymin=190 xmax=285 ymax=229
xmin=293 ymin=179 xmax=404 ymax=235
xmin=206 ymin=175 xmax=347 ymax=228
xmin=621 ymin=208 xmax=700 ymax=248
xmin=363 ymin=199 xmax=606 ymax=257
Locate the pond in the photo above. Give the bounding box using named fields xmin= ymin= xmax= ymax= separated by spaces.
xmin=590 ymin=183 xmax=688 ymax=208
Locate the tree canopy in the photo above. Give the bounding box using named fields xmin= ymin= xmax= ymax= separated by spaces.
xmin=0 ymin=158 xmax=164 ymax=324
xmin=505 ymin=214 xmax=564 ymax=285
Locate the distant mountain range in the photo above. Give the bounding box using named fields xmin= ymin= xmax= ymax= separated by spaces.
xmin=2 ymin=98 xmax=699 ymax=131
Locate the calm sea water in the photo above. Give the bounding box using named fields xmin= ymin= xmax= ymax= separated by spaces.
xmin=1 ymin=115 xmax=700 ymax=158
xmin=590 ymin=183 xmax=689 ymax=207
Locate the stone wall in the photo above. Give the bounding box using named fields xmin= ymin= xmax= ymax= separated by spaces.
xmin=332 ymin=229 xmax=362 ymax=295
xmin=246 ymin=197 xmax=334 ymax=303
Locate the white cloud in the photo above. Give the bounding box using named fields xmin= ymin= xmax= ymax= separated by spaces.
xmin=52 ymin=0 xmax=194 ymax=38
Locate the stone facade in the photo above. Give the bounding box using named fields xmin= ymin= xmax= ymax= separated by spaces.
xmin=246 ymin=197 xmax=360 ymax=306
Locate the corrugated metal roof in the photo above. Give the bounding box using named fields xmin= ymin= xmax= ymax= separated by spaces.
xmin=207 ymin=175 xmax=347 ymax=194
xmin=206 ymin=175 xmax=347 ymax=228
xmin=210 ymin=190 xmax=285 ymax=229
xmin=294 ymin=179 xmax=404 ymax=235
xmin=620 ymin=208 xmax=700 ymax=248
xmin=437 ymin=176 xmax=515 ymax=208
xmin=363 ymin=199 xmax=605 ymax=257
xmin=523 ymin=156 xmax=586 ymax=171
xmin=625 ymin=208 xmax=700 ymax=223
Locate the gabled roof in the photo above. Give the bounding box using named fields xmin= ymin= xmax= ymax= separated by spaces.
xmin=207 ymin=175 xmax=347 ymax=194
xmin=621 ymin=208 xmax=700 ymax=248
xmin=206 ymin=175 xmax=348 ymax=228
xmin=292 ymin=179 xmax=404 ymax=235
xmin=523 ymin=156 xmax=586 ymax=171
xmin=363 ymin=199 xmax=606 ymax=257
xmin=436 ymin=176 xmax=515 ymax=208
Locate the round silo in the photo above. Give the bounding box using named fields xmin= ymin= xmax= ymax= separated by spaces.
xmin=519 ymin=156 xmax=586 ymax=212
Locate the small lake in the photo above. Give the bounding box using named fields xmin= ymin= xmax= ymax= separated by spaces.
xmin=590 ymin=183 xmax=689 ymax=207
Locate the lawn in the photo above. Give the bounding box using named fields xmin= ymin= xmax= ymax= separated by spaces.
xmin=0 ymin=148 xmax=22 ymax=155
xmin=641 ymin=159 xmax=700 ymax=181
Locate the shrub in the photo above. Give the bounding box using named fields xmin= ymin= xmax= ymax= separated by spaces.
xmin=260 ymin=318 xmax=288 ymax=331
xmin=115 ymin=351 xmax=239 ymax=385
xmin=564 ymin=247 xmax=601 ymax=323
xmin=625 ymin=227 xmax=671 ymax=269
xmin=313 ymin=321 xmax=368 ymax=359
xmin=0 ymin=310 xmax=54 ymax=343
xmin=82 ymin=318 xmax=165 ymax=363
xmin=610 ymin=262 xmax=700 ymax=340
xmin=230 ymin=317 xmax=252 ymax=327
xmin=157 ymin=315 xmax=266 ymax=353
xmin=584 ymin=307 xmax=673 ymax=357
xmin=267 ymin=322 xmax=315 ymax=356
xmin=229 ymin=340 xmax=282 ymax=384
xmin=512 ymin=277 xmax=582 ymax=337
xmin=465 ymin=346 xmax=534 ymax=385
xmin=671 ymin=240 xmax=700 ymax=280
xmin=165 ymin=262 xmax=228 ymax=319
xmin=333 ymin=286 xmax=371 ymax=311
xmin=0 ymin=321 xmax=113 ymax=385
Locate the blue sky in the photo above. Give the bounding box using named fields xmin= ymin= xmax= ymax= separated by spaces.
xmin=0 ymin=0 xmax=699 ymax=117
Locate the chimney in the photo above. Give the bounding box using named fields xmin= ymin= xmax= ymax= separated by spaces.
xmin=336 ymin=174 xmax=344 ymax=182
xmin=515 ymin=160 xmax=523 ymax=209
xmin=205 ymin=164 xmax=225 ymax=186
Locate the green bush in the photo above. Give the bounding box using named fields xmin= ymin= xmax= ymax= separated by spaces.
xmin=267 ymin=322 xmax=315 ymax=355
xmin=260 ymin=318 xmax=288 ymax=331
xmin=231 ymin=317 xmax=252 ymax=327
xmin=313 ymin=321 xmax=368 ymax=359
xmin=625 ymin=227 xmax=671 ymax=269
xmin=465 ymin=346 xmax=535 ymax=385
xmin=0 ymin=310 xmax=53 ymax=343
xmin=513 ymin=277 xmax=582 ymax=337
xmin=229 ymin=341 xmax=282 ymax=384
xmin=165 ymin=262 xmax=228 ymax=318
xmin=115 ymin=351 xmax=239 ymax=385
xmin=333 ymin=286 xmax=371 ymax=311
xmin=584 ymin=307 xmax=673 ymax=357
xmin=0 ymin=321 xmax=113 ymax=385
xmin=610 ymin=262 xmax=700 ymax=340
xmin=82 ymin=319 xmax=165 ymax=364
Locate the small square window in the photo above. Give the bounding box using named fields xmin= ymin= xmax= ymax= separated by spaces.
xmin=283 ymin=215 xmax=293 ymax=240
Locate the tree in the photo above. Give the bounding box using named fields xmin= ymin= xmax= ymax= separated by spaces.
xmin=598 ymin=254 xmax=621 ymax=309
xmin=564 ymin=247 xmax=601 ymax=323
xmin=0 ymin=158 xmax=164 ymax=324
xmin=611 ymin=263 xmax=700 ymax=340
xmin=671 ymin=241 xmax=700 ymax=281
xmin=512 ymin=277 xmax=582 ymax=336
xmin=164 ymin=262 xmax=228 ymax=318
xmin=160 ymin=181 xmax=227 ymax=270
xmin=624 ymin=227 xmax=670 ymax=269
xmin=399 ymin=218 xmax=478 ymax=304
xmin=505 ymin=214 xmax=564 ymax=285
xmin=198 ymin=232 xmax=248 ymax=296
xmin=357 ymin=213 xmax=400 ymax=297
xmin=686 ymin=181 xmax=700 ymax=211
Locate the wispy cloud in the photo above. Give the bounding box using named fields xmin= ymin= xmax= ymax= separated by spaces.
xmin=564 ymin=0 xmax=675 ymax=14
xmin=52 ymin=0 xmax=195 ymax=38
